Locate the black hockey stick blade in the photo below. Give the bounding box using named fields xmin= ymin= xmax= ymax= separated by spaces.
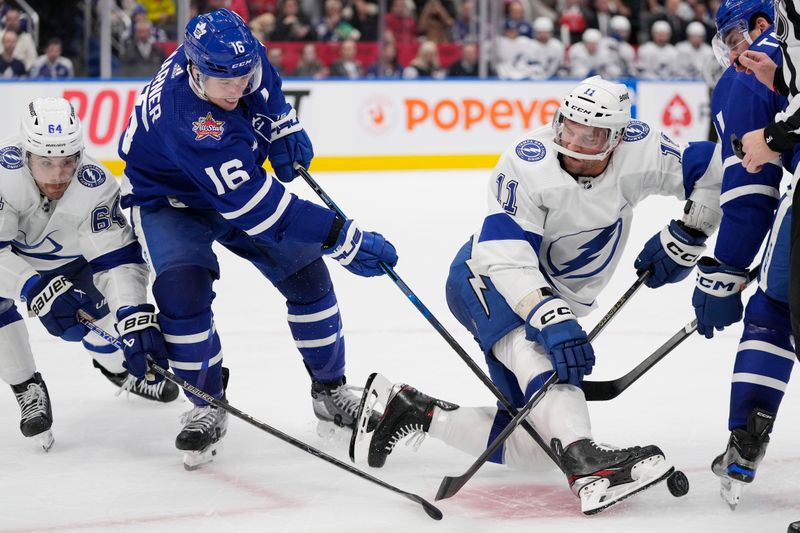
xmin=437 ymin=473 xmax=470 ymax=501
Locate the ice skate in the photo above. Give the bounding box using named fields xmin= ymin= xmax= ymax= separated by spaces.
xmin=711 ymin=408 xmax=774 ymax=510
xmin=352 ymin=374 xmax=457 ymax=467
xmin=554 ymin=438 xmax=673 ymax=515
xmin=93 ymin=359 xmax=179 ymax=402
xmin=12 ymin=372 xmax=54 ymax=452
xmin=176 ymin=403 xmax=229 ymax=470
xmin=311 ymin=377 xmax=364 ymax=436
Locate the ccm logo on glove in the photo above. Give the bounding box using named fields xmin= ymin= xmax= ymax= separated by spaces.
xmin=529 ymin=298 xmax=576 ymax=327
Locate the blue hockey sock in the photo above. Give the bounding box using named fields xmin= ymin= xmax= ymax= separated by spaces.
xmin=286 ymin=288 xmax=345 ymax=383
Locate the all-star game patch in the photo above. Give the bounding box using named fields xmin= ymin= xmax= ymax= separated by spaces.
xmin=515 ymin=139 xmax=547 ymax=162
xmin=77 ymin=164 xmax=106 ymax=187
xmin=193 ymin=112 xmax=225 ymax=141
xmin=0 ymin=146 xmax=23 ymax=170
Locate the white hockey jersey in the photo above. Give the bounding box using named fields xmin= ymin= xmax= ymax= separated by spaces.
xmin=636 ymin=42 xmax=680 ymax=79
xmin=470 ymin=122 xmax=722 ymax=317
xmin=674 ymin=41 xmax=714 ymax=79
xmin=0 ymin=137 xmax=148 ymax=313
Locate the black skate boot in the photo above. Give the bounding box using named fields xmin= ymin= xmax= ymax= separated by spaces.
xmin=176 ymin=367 xmax=230 ymax=470
xmin=311 ymin=377 xmax=363 ymax=431
xmin=367 ymin=383 xmax=458 ymax=468
xmin=11 ymin=372 xmax=54 ymax=451
xmin=711 ymin=407 xmax=774 ymax=510
xmin=554 ymin=438 xmax=673 ymax=515
xmin=93 ymin=359 xmax=179 ymax=402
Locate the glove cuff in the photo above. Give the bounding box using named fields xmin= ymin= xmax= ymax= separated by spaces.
xmin=269 ymin=108 xmax=303 ymax=142
xmin=527 ymin=297 xmax=576 ymax=330
xmin=325 ymin=220 xmax=363 ymax=266
xmin=696 ymin=258 xmax=748 ymax=297
xmin=116 ymin=305 xmax=160 ymax=335
xmin=27 ymin=276 xmax=73 ymax=317
xmin=659 ymin=221 xmax=706 ymax=267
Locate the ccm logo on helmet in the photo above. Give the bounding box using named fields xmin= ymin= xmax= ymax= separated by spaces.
xmin=231 ymin=59 xmax=252 ymax=69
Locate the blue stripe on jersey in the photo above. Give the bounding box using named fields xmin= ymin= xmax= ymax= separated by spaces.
xmin=0 ymin=240 xmax=11 ymax=249
xmin=479 ymin=213 xmax=543 ymax=253
xmin=487 ymin=409 xmax=512 ymax=464
xmin=681 ymin=141 xmax=715 ymax=199
xmin=0 ymin=302 xmax=23 ymax=328
xmin=88 ymin=241 xmax=145 ymax=273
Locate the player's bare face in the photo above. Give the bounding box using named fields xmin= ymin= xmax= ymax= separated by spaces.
xmin=29 ymin=154 xmax=78 ymax=200
xmin=204 ymin=74 xmax=253 ymax=111
xmin=559 ymin=119 xmax=611 ymax=176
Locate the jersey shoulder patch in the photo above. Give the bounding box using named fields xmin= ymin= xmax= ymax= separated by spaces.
xmin=77 ymin=164 xmax=107 ymax=188
xmin=0 ymin=146 xmax=23 ymax=170
xmin=515 ymin=139 xmax=547 ymax=162
xmin=623 ymin=120 xmax=650 ymax=142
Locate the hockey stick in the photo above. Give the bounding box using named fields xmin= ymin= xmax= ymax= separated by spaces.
xmin=76 ymin=314 xmax=443 ymax=521
xmin=582 ymin=263 xmax=762 ymax=402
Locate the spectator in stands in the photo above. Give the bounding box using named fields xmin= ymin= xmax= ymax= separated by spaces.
xmin=530 ymin=16 xmax=564 ymax=78
xmin=250 ymin=11 xmax=276 ymax=41
xmin=294 ymin=42 xmax=328 ymax=78
xmin=366 ymin=40 xmax=403 ymax=78
xmin=495 ymin=18 xmax=537 ymax=79
xmin=637 ymin=20 xmax=679 ymax=78
xmin=603 ymin=15 xmax=635 ymax=76
xmin=316 ymin=0 xmax=361 ymax=41
xmin=1 ymin=9 xmax=36 ymax=70
xmin=446 ymin=42 xmax=488 ymax=77
xmin=674 ymin=20 xmax=712 ymax=79
xmin=648 ymin=0 xmax=691 ymax=43
xmin=119 ymin=19 xmax=167 ymax=78
xmin=267 ymin=46 xmax=286 ymax=75
xmin=568 ymin=27 xmax=619 ymax=78
xmin=452 ymin=0 xmax=478 ymax=42
xmin=419 ymin=0 xmax=455 ymax=43
xmin=329 ymin=38 xmax=363 ymax=78
xmin=247 ymin=0 xmax=279 ymax=17
xmin=0 ymin=0 xmax=9 ymax=24
xmin=506 ymin=1 xmax=533 ymax=38
xmin=0 ymin=30 xmax=25 ymax=78
xmin=385 ymin=0 xmax=417 ymax=45
xmin=349 ymin=0 xmax=379 ymax=41
xmin=29 ymin=38 xmax=74 ymax=79
xmin=139 ymin=0 xmax=177 ymax=29
xmin=403 ymin=40 xmax=446 ymax=79
xmin=131 ymin=6 xmax=169 ymax=41
xmin=272 ymin=0 xmax=317 ymax=41
xmin=202 ymin=0 xmax=251 ymax=22
xmin=559 ymin=0 xmax=591 ymax=43
xmin=689 ymin=2 xmax=715 ymax=44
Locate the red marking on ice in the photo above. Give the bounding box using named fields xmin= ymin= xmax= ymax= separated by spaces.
xmin=450 ymin=483 xmax=582 ymax=519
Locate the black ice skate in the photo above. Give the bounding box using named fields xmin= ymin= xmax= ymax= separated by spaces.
xmin=711 ymin=408 xmax=774 ymax=510
xmin=355 ymin=374 xmax=458 ymax=468
xmin=176 ymin=403 xmax=229 ymax=470
xmin=554 ymin=438 xmax=673 ymax=515
xmin=11 ymin=372 xmax=54 ymax=452
xmin=311 ymin=377 xmax=364 ymax=432
xmin=93 ymin=359 xmax=179 ymax=403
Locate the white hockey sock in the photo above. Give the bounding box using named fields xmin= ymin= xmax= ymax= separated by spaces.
xmin=83 ymin=314 xmax=126 ymax=374
xmin=529 ymin=383 xmax=593 ymax=448
xmin=0 ymin=319 xmax=37 ymax=385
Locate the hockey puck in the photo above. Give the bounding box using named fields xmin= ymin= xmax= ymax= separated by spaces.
xmin=666 ymin=470 xmax=689 ymax=497
xmin=788 ymin=521 xmax=800 ymax=532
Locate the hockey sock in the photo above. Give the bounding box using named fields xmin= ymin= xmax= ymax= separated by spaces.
xmin=0 ymin=301 xmax=37 ymax=385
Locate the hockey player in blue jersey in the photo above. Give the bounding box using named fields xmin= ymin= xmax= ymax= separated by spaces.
xmin=118 ymin=9 xmax=398 ymax=469
xmin=697 ymin=0 xmax=796 ymax=509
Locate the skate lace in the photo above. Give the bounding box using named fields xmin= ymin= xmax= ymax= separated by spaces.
xmin=331 ymin=385 xmax=363 ymax=418
xmin=179 ymin=406 xmax=220 ymax=434
xmin=15 ymin=384 xmax=47 ymax=422
xmin=115 ymin=374 xmax=168 ymax=399
xmin=387 ymin=423 xmax=427 ymax=453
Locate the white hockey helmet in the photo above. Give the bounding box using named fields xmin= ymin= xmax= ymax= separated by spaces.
xmin=552 ymin=76 xmax=631 ymax=161
xmin=651 ymin=20 xmax=672 ymax=38
xmin=686 ymin=21 xmax=707 ymax=38
xmin=533 ymin=17 xmax=554 ymax=34
xmin=610 ymin=15 xmax=631 ymax=34
xmin=21 ymin=97 xmax=83 ymax=158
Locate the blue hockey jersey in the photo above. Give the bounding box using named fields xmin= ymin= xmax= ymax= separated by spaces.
xmin=118 ymin=44 xmax=335 ymax=246
xmin=711 ymin=28 xmax=798 ymax=268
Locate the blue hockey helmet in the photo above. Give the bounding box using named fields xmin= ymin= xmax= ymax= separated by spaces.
xmin=183 ymin=9 xmax=263 ymax=98
xmin=712 ymin=0 xmax=774 ymax=66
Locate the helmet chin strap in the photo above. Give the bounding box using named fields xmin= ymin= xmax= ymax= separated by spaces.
xmin=552 ymin=143 xmax=613 ymax=161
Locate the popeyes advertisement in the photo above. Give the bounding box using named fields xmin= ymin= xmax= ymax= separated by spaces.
xmin=0 ymin=79 xmax=710 ymax=171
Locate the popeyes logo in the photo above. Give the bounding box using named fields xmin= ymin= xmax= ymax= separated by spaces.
xmin=192 ymin=112 xmax=225 ymax=141
xmin=360 ymin=96 xmax=560 ymax=133
xmin=662 ymin=94 xmax=692 ymax=136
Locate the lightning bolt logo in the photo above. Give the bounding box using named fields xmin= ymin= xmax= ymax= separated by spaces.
xmin=465 ymin=254 xmax=490 ymax=316
xmin=546 ymin=219 xmax=623 ymax=279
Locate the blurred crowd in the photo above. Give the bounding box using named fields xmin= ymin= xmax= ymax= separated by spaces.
xmin=0 ymin=0 xmax=724 ymax=81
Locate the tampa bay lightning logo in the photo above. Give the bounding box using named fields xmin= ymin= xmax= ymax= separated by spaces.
xmin=515 ymin=139 xmax=546 ymax=162
xmin=13 ymin=230 xmax=80 ymax=261
xmin=0 ymin=146 xmax=23 ymax=170
xmin=545 ymin=219 xmax=624 ymax=279
xmin=77 ymin=165 xmax=106 ymax=188
xmin=623 ymin=120 xmax=649 ymax=142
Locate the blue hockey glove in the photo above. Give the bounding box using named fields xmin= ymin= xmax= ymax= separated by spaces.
xmin=266 ymin=109 xmax=313 ymax=183
xmin=323 ymin=219 xmax=398 ymax=277
xmin=525 ymin=297 xmax=595 ymax=386
xmin=634 ymin=219 xmax=707 ymax=289
xmin=116 ymin=304 xmax=169 ymax=382
xmin=692 ymin=257 xmax=748 ymax=339
xmin=23 ymin=275 xmax=95 ymax=341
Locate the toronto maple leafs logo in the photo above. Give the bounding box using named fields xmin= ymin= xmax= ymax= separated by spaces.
xmin=515 ymin=139 xmax=546 ymax=162
xmin=193 ymin=112 xmax=225 ymax=141
xmin=77 ymin=164 xmax=106 ymax=188
xmin=193 ymin=21 xmax=207 ymax=39
xmin=623 ymin=120 xmax=649 ymax=142
xmin=0 ymin=146 xmax=23 ymax=170
xmin=545 ymin=219 xmax=624 ymax=279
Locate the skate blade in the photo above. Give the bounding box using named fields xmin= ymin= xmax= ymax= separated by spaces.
xmin=36 ymin=430 xmax=54 ymax=452
xmin=719 ymin=477 xmax=744 ymax=510
xmin=183 ymin=442 xmax=222 ymax=471
xmin=581 ymin=456 xmax=673 ymax=515
xmin=349 ymin=373 xmax=394 ymax=463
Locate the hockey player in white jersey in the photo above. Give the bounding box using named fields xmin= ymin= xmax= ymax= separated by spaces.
xmin=637 ymin=20 xmax=680 ymax=79
xmin=676 ymin=21 xmax=715 ymax=79
xmin=603 ymin=15 xmax=636 ymax=77
xmin=0 ymin=97 xmax=178 ymax=451
xmin=528 ymin=17 xmax=565 ymax=79
xmin=567 ymin=29 xmax=621 ymax=79
xmin=352 ymin=77 xmax=724 ymax=515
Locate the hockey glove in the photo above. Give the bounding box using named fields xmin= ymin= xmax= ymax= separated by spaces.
xmin=525 ymin=297 xmax=595 ymax=386
xmin=23 ymin=275 xmax=96 ymax=341
xmin=266 ymin=109 xmax=314 ymax=183
xmin=634 ymin=219 xmax=707 ymax=289
xmin=692 ymin=257 xmax=748 ymax=339
xmin=116 ymin=304 xmax=169 ymax=382
xmin=323 ymin=219 xmax=398 ymax=277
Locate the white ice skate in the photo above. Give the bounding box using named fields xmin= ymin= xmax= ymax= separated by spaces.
xmin=349 ymin=373 xmax=395 ymax=463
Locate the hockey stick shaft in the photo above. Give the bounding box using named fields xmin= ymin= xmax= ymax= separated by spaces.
xmin=294 ymin=164 xmax=563 ymax=468
xmin=582 ymin=264 xmax=762 ymax=402
xmin=77 ymin=314 xmax=443 ymax=521
xmin=588 ymin=270 xmax=649 ymax=341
